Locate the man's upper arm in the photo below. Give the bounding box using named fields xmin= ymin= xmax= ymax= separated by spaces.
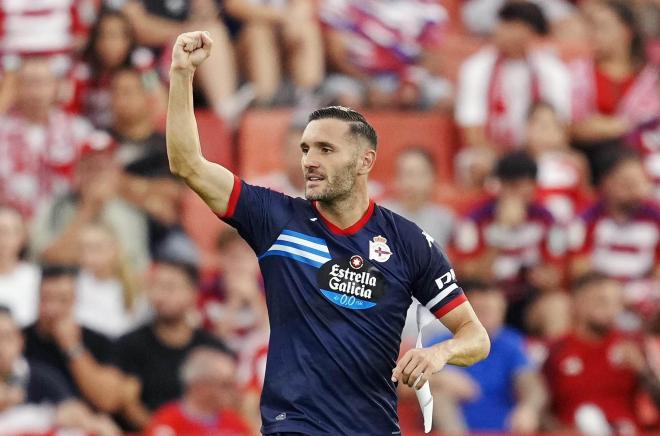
xmin=182 ymin=158 xmax=236 ymax=216
xmin=410 ymin=230 xmax=467 ymax=319
xmin=219 ymin=179 xmax=296 ymax=255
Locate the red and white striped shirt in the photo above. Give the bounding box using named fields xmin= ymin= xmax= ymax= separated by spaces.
xmin=569 ymin=202 xmax=660 ymax=282
xmin=0 ymin=109 xmax=112 ymax=218
xmin=0 ymin=0 xmax=98 ymax=56
xmin=453 ymin=198 xmax=566 ymax=287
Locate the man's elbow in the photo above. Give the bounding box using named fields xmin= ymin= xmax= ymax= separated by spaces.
xmin=471 ymin=325 xmax=491 ymax=365
xmin=168 ymin=155 xmax=201 ymax=180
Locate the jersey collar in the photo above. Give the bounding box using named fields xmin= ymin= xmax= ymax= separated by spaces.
xmin=312 ymin=200 xmax=376 ymax=236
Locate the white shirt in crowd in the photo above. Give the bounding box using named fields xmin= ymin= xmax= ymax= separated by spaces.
xmin=455 ymin=47 xmax=572 ymax=148
xmin=0 ymin=262 xmax=39 ymax=327
xmin=75 ymin=270 xmax=150 ymax=339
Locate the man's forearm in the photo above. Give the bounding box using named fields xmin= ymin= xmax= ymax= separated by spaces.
xmin=166 ymin=70 xmax=204 ymax=178
xmin=516 ymin=371 xmax=548 ymax=412
xmin=434 ymin=320 xmax=490 ymax=367
xmin=68 ymin=354 xmax=124 ymax=413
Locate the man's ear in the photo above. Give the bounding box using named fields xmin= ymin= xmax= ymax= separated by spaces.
xmin=357 ymin=148 xmax=376 ymax=176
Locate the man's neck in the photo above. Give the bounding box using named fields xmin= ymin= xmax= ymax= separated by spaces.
xmin=574 ymin=323 xmax=607 ymax=343
xmin=0 ymin=256 xmax=18 ymax=275
xmin=599 ymin=50 xmax=635 ymax=78
xmin=606 ymin=200 xmax=635 ymax=222
xmin=183 ymin=395 xmax=218 ymax=421
xmin=315 ymin=189 xmax=370 ymax=230
xmin=154 ymin=318 xmax=194 ymax=347
xmin=19 ymin=108 xmax=50 ymax=125
xmin=113 ymin=119 xmax=154 ymax=142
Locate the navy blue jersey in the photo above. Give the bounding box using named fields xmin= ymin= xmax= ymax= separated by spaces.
xmin=221 ymin=177 xmax=466 ymax=435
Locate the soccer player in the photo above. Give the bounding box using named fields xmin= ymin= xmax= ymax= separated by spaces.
xmin=166 ymin=31 xmax=491 ymax=435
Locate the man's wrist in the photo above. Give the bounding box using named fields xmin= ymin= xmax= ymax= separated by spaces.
xmin=63 ymin=343 xmax=86 ymax=361
xmin=170 ymin=66 xmax=196 ymax=78
xmin=432 ymin=340 xmax=455 ymax=364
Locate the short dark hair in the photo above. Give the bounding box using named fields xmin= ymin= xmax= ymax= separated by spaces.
xmin=498 ymin=1 xmax=549 ymax=35
xmin=596 ymin=146 xmax=641 ymax=185
xmin=40 ymin=264 xmax=78 ymax=281
xmin=307 ymin=106 xmax=378 ymax=150
xmin=572 ymin=271 xmax=613 ymax=293
xmin=494 ymin=150 xmax=538 ymax=181
xmin=0 ymin=305 xmax=12 ymax=318
xmin=153 ymin=254 xmax=199 ymax=286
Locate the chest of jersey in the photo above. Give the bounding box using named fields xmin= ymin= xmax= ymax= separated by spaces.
xmin=258 ymin=222 xmax=413 ymax=318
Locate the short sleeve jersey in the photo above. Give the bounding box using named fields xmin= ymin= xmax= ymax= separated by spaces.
xmin=220 ymin=177 xmax=466 ymax=435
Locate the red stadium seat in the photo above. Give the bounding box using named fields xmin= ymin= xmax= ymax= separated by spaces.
xmin=195 ymin=109 xmax=235 ymax=171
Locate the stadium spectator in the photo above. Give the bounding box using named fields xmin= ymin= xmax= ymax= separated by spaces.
xmin=65 ymin=9 xmax=164 ymax=129
xmin=225 ymin=0 xmax=324 ymax=106
xmin=461 ymin=0 xmax=578 ymax=36
xmin=30 ymin=146 xmax=150 ymax=272
xmin=0 ymin=206 xmax=39 ymax=327
xmin=320 ymin=0 xmax=453 ymax=109
xmin=122 ymin=0 xmax=241 ymax=120
xmin=0 ymin=306 xmax=121 ymax=435
xmin=455 ymin=1 xmax=571 ymax=152
xmin=428 ymin=281 xmax=547 ymax=434
xmin=144 ymin=347 xmax=252 ymax=436
xmin=113 ymin=255 xmax=231 ymax=431
xmin=544 ymin=273 xmax=660 ymax=433
xmin=250 ymin=122 xmax=305 ymax=197
xmin=526 ymin=102 xmax=591 ymax=223
xmin=568 ymin=148 xmax=660 ymax=313
xmin=0 ymin=56 xmax=114 ymax=219
xmin=198 ymin=228 xmax=265 ymax=350
xmin=571 ymin=0 xmax=660 ymax=147
xmin=109 ymin=67 xmax=192 ymax=259
xmin=22 ymin=265 xmax=128 ymax=414
xmin=453 ymin=151 xmax=565 ymax=329
xmin=382 ymin=147 xmax=455 ymax=247
xmin=75 ymin=222 xmax=149 ymax=339
xmin=626 ymin=115 xmax=660 ymax=204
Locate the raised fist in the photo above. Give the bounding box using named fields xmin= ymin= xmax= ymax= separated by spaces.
xmin=171 ymin=31 xmax=213 ymax=72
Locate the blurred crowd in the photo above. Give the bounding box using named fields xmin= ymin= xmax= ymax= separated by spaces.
xmin=0 ymin=0 xmax=659 ymax=434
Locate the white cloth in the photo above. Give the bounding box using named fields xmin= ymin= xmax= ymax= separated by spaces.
xmin=0 ymin=262 xmax=40 ymax=326
xmin=75 ymin=270 xmax=150 ymax=339
xmin=455 ymin=47 xmax=572 ymax=147
xmin=415 ymin=304 xmax=438 ymax=433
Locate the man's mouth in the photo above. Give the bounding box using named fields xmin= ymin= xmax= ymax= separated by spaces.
xmin=306 ymin=174 xmax=325 ymax=182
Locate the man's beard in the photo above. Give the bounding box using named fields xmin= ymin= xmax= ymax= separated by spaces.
xmin=585 ymin=319 xmax=612 ymax=338
xmin=305 ymin=161 xmax=357 ymax=203
xmin=617 ymin=200 xmax=642 ymax=215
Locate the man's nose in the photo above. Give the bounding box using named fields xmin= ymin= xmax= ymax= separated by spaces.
xmin=302 ymin=152 xmax=320 ymax=169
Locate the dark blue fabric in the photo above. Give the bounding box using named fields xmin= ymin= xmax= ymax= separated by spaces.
xmin=224 ymin=181 xmax=464 ymax=435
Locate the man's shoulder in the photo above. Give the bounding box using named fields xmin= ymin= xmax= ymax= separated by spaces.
xmin=463 ymin=47 xmax=498 ymax=71
xmin=375 ymin=204 xmax=429 ymax=240
xmin=191 ymin=329 xmax=232 ymax=354
xmin=116 ymin=324 xmax=154 ymax=348
xmin=81 ymin=325 xmax=112 ymax=348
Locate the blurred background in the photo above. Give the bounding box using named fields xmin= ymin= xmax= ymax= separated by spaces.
xmin=0 ymin=0 xmax=659 ymax=434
